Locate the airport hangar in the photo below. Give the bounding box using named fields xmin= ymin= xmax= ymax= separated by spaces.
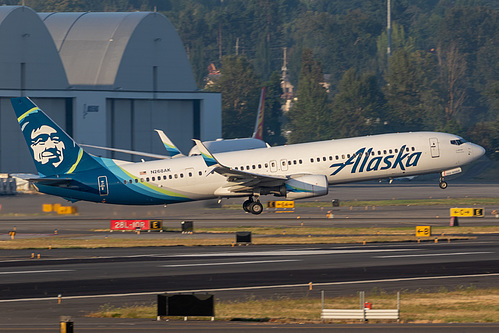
xmin=0 ymin=6 xmax=221 ymax=174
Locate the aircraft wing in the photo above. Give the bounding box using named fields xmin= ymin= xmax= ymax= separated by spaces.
xmin=154 ymin=129 xmax=185 ymax=157
xmin=193 ymin=139 xmax=286 ymax=193
xmin=80 ymin=144 xmax=170 ymax=159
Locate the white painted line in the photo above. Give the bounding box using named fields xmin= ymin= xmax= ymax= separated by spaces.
xmin=174 ymin=249 xmax=416 ymax=257
xmin=0 ymin=269 xmax=74 ymax=275
xmin=2 ymin=272 xmax=499 ymax=303
xmin=375 ymin=252 xmax=494 ymax=258
xmin=160 ymin=259 xmax=300 ymax=268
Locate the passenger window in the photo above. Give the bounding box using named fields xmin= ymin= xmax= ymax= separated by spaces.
xmin=323 ymin=157 xmax=326 ymax=161
xmin=336 ymin=156 xmax=339 ymax=160
xmin=310 ymin=158 xmax=314 ymax=163
xmin=140 ymin=178 xmax=144 ymax=182
xmin=169 ymin=175 xmax=173 ymax=179
xmin=347 ymin=154 xmax=350 ymax=158
xmin=246 ymin=166 xmax=250 ymax=170
xmin=152 ymin=177 xmax=155 ymax=181
xmin=342 ymin=155 xmax=345 ymax=159
xmin=265 ymin=163 xmax=269 ymax=168
xmin=299 ymin=160 xmax=302 ymax=164
xmin=406 ymin=147 xmax=409 ymax=152
xmin=317 ymin=157 xmax=320 ymax=162
xmin=124 ymin=180 xmax=127 ymax=184
xmin=174 ymin=174 xmax=178 ymax=179
xmin=383 ymin=150 xmax=387 ymax=154
xmin=252 ymin=165 xmax=256 ymax=169
xmin=412 ymin=147 xmax=415 ymax=151
xmin=135 ymin=179 xmax=138 ymax=183
xmin=130 ymin=179 xmax=133 ymax=183
xmin=146 ymin=177 xmax=150 ymax=182
xmin=395 ymin=149 xmax=398 ymax=153
xmin=293 ymin=160 xmax=297 ymax=165
xmin=180 ymin=173 xmax=184 ymax=178
xmin=378 ymin=151 xmax=381 ymax=155
xmin=389 ymin=149 xmax=393 ymax=154
xmin=199 ymin=171 xmax=202 ymax=176
xmin=258 ymin=164 xmax=262 ymax=168
xmin=189 ymin=172 xmax=192 ymax=177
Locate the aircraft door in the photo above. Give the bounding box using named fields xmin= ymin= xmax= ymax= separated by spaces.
xmin=270 ymin=160 xmax=277 ymax=172
xmin=429 ymin=138 xmax=440 ymax=158
xmin=280 ymin=159 xmax=288 ymax=171
xmin=98 ymin=176 xmax=109 ymax=196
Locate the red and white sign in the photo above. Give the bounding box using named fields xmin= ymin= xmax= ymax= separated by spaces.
xmin=111 ymin=220 xmax=150 ymax=231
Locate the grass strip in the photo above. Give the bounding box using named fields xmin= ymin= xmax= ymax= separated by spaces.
xmin=222 ymin=197 xmax=499 ymax=209
xmin=0 ymin=234 xmax=475 ymax=249
xmin=88 ymin=286 xmax=499 ymax=323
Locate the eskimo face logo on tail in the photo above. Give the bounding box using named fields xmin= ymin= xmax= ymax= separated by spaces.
xmin=19 ymin=109 xmax=79 ymax=175
xmin=30 ymin=125 xmax=65 ymax=167
xmin=330 ymin=145 xmax=422 ymax=176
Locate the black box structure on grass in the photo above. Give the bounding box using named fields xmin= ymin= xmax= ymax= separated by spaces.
xmin=158 ymin=294 xmax=214 ymax=317
xmin=181 ymin=221 xmax=193 ymax=233
xmin=236 ymin=231 xmax=252 ymax=243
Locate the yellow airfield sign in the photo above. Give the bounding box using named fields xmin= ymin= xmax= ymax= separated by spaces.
xmin=416 ymin=226 xmax=431 ymax=237
xmin=450 ymin=208 xmax=484 ymax=217
xmin=268 ymin=201 xmax=295 ymax=208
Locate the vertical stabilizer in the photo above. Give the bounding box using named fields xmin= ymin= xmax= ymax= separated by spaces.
xmin=12 ymin=97 xmax=101 ymax=177
xmin=252 ymin=87 xmax=266 ymax=140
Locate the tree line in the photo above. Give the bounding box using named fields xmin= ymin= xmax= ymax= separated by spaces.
xmin=19 ymin=0 xmax=499 ymax=157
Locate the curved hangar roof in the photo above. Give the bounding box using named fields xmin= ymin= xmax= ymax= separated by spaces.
xmin=0 ymin=6 xmax=68 ymax=89
xmin=39 ymin=11 xmax=196 ymax=91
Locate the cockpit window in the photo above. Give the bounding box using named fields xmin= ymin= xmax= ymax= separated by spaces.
xmin=450 ymin=138 xmax=467 ymax=145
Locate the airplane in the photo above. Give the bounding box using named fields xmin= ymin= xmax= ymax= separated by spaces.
xmin=12 ymin=97 xmax=485 ymax=215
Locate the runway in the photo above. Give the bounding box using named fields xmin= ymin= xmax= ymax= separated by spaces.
xmin=0 ymin=183 xmax=498 ymax=331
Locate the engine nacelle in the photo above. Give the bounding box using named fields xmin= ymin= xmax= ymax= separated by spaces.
xmin=284 ymin=175 xmax=328 ymax=199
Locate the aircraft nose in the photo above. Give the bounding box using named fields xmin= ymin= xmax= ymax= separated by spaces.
xmin=472 ymin=143 xmax=486 ymax=158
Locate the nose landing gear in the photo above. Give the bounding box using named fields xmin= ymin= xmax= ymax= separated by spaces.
xmin=243 ymin=196 xmax=263 ymax=215
xmin=439 ymin=177 xmax=448 ymax=189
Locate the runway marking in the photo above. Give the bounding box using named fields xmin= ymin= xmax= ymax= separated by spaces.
xmin=0 ymin=269 xmax=73 ymax=275
xmin=173 ymin=249 xmax=416 ymax=257
xmin=2 ymin=272 xmax=499 ymax=303
xmin=375 ymin=251 xmax=494 ymax=258
xmin=160 ymin=259 xmax=300 ymax=268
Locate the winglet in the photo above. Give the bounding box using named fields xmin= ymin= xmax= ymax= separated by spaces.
xmin=252 ymin=87 xmax=265 ymax=140
xmin=193 ymin=139 xmax=218 ymax=167
xmin=154 ymin=129 xmax=184 ymax=157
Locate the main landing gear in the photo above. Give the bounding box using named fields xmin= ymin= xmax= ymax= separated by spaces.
xmin=243 ymin=196 xmax=263 ymax=215
xmin=439 ymin=176 xmax=448 ymax=189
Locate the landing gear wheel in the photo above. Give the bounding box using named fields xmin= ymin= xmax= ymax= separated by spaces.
xmin=249 ymin=201 xmax=263 ymax=215
xmin=439 ymin=181 xmax=448 ymax=189
xmin=243 ymin=199 xmax=252 ymax=213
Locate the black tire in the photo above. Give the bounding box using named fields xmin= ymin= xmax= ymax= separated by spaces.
xmin=439 ymin=181 xmax=448 ymax=189
xmin=243 ymin=200 xmax=252 ymax=212
xmin=249 ymin=201 xmax=263 ymax=215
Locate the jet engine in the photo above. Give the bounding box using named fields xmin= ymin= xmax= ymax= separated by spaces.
xmin=284 ymin=174 xmax=328 ymax=199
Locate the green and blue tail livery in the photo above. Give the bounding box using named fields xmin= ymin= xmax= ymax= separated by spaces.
xmin=12 ymin=97 xmax=101 ymax=177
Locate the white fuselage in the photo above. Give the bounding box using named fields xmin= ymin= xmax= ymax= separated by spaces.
xmin=112 ymin=132 xmax=484 ymax=201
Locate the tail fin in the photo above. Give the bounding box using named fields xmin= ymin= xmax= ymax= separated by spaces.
xmin=11 ymin=97 xmax=101 ymax=177
xmin=252 ymin=87 xmax=265 ymax=140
